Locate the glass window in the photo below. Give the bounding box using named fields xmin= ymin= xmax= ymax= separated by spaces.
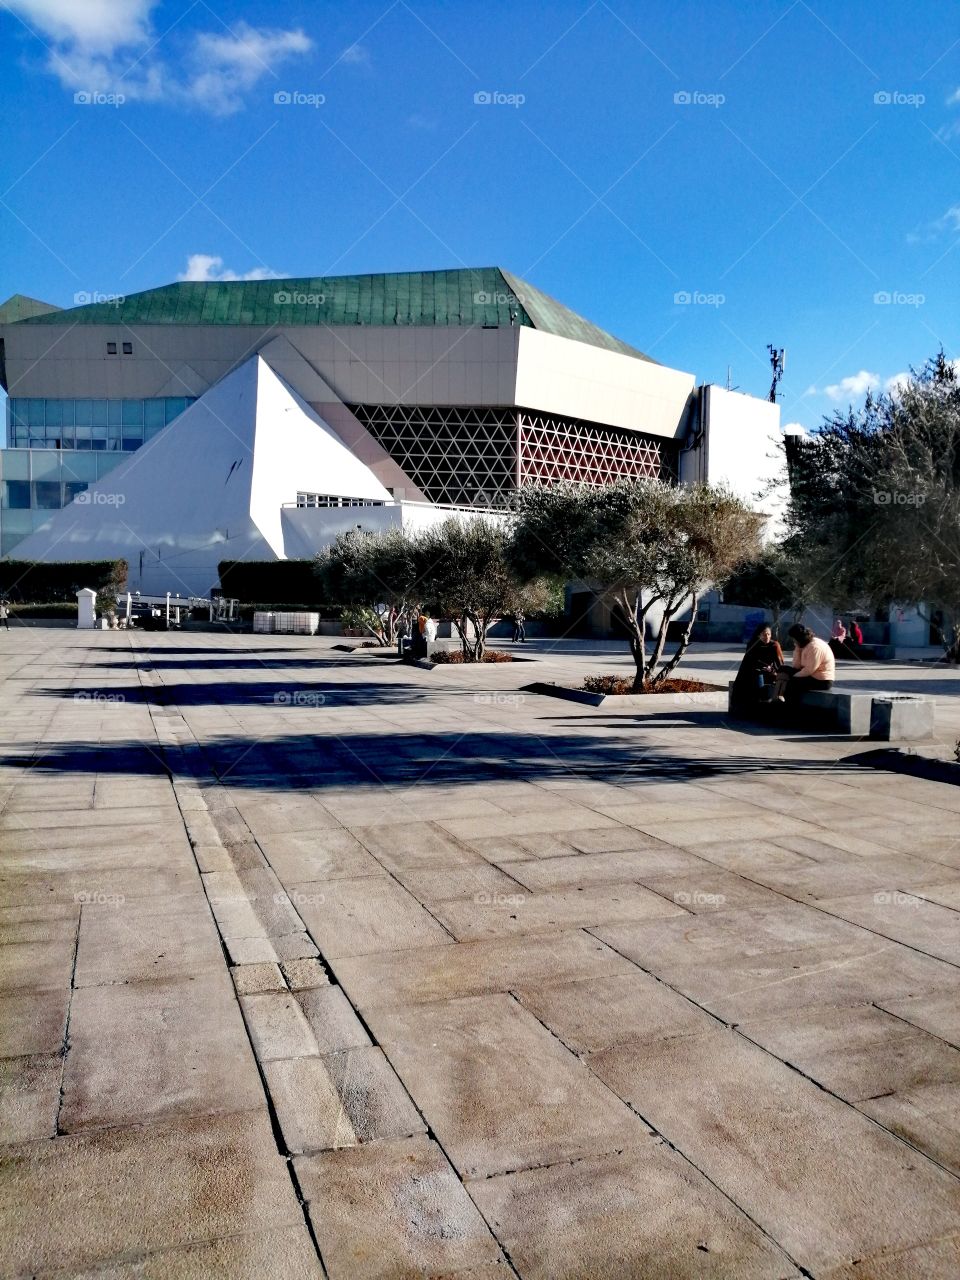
xmin=45 ymin=400 xmax=62 ymax=426
xmin=62 ymin=452 xmax=98 ymax=481
xmin=121 ymin=399 xmax=141 ymax=426
xmin=91 ymin=439 xmax=105 ymax=450
xmin=144 ymin=400 xmax=165 ymax=429
xmin=2 ymin=480 xmax=31 ymax=509
xmin=122 ymin=437 xmax=142 ymax=451
xmin=122 ymin=342 xmax=133 ymax=354
xmin=106 ymin=342 xmax=117 ymax=355
xmin=31 ymin=451 xmax=61 ymax=479
xmin=63 ymin=481 xmax=88 ymax=505
xmin=91 ymin=400 xmax=108 ymax=426
xmin=27 ymin=400 xmax=44 ymax=426
xmin=108 ymin=401 xmax=121 ymax=426
xmin=33 ymin=481 xmax=62 ymax=509
xmin=97 ymin=453 xmax=123 ymax=479
xmin=3 ymin=450 xmax=30 ymax=480
xmin=165 ymin=398 xmax=185 ymax=422
xmin=60 ymin=400 xmax=74 ymax=426
xmin=75 ymin=400 xmax=92 ymax=426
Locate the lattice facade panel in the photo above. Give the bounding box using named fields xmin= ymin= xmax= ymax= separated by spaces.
xmin=348 ymin=403 xmax=678 ymax=505
xmin=518 ymin=411 xmax=675 ymax=487
xmin=348 ymin=404 xmax=519 ymax=507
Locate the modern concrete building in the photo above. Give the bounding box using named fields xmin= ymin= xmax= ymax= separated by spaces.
xmin=0 ymin=268 xmax=783 ymax=596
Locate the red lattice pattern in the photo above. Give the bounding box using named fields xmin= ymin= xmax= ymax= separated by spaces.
xmin=518 ymin=411 xmax=671 ymax=487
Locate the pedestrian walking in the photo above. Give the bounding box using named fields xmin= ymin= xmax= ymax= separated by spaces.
xmin=512 ymin=611 xmax=526 ymax=643
xmin=0 ymin=600 xmax=9 ymax=630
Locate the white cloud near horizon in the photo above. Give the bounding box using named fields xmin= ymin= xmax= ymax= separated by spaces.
xmin=177 ymin=254 xmax=283 ymax=282
xmin=823 ymin=370 xmax=881 ymax=401
xmin=3 ymin=0 xmax=312 ymax=114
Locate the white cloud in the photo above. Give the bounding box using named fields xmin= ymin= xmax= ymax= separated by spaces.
xmin=823 ymin=370 xmax=881 ymax=401
xmin=782 ymin=421 xmax=810 ymax=437
xmin=340 ymin=43 xmax=369 ymax=65
xmin=4 ymin=2 xmax=312 ymax=114
xmin=884 ymin=371 xmax=912 ymax=396
xmin=177 ymin=254 xmax=283 ymax=282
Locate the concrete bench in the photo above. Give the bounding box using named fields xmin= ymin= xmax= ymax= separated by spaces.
xmin=727 ymin=684 xmax=934 ymax=741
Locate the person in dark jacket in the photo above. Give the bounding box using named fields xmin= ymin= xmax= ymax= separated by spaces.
xmin=733 ymin=623 xmax=784 ymax=703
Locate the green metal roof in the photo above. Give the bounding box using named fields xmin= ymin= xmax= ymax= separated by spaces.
xmin=9 ymin=268 xmax=653 ymax=362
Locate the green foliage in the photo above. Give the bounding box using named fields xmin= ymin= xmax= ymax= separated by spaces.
xmin=417 ymin=518 xmax=545 ymax=660
xmin=218 ymin=560 xmax=328 ymax=607
xmin=0 ymin=559 xmax=127 ymax=604
xmin=511 ymin=480 xmax=763 ymax=686
xmin=315 ymin=529 xmax=423 ymax=645
xmin=785 ymin=352 xmax=960 ymax=656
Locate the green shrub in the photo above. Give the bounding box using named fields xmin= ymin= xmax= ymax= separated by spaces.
xmin=218 ymin=560 xmax=329 ymax=606
xmin=0 ymin=560 xmax=126 ymax=603
xmin=9 ymin=602 xmax=78 ymax=618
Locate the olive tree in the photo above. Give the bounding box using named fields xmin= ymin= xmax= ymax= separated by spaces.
xmin=417 ymin=517 xmax=541 ymax=661
xmin=510 ymin=479 xmax=764 ymax=689
xmin=315 ymin=528 xmax=421 ymax=646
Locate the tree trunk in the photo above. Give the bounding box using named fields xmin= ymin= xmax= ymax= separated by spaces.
xmin=616 ymin=588 xmax=647 ymax=692
xmin=651 ymin=593 xmax=700 ymax=684
xmin=644 ymin=593 xmax=682 ymax=685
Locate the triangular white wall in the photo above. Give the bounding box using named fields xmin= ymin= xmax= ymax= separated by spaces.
xmin=10 ymin=355 xmax=392 ymax=596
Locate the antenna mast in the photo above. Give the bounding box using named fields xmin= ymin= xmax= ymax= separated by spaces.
xmin=767 ymin=345 xmax=785 ymax=403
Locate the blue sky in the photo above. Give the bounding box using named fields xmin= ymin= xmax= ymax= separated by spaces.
xmin=1 ymin=0 xmax=958 ymax=437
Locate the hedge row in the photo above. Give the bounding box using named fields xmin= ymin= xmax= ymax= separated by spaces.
xmin=218 ymin=560 xmax=328 ymax=606
xmin=0 ymin=560 xmax=127 ymax=603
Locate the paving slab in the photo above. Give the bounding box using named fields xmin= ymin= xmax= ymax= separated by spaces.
xmin=878 ymin=991 xmax=960 ymax=1047
xmin=73 ymin=892 xmax=223 ymax=987
xmin=859 ymin=1083 xmax=960 ymax=1176
xmin=60 ymin=970 xmax=263 ymax=1131
xmin=295 ymin=984 xmax=370 ymax=1054
xmin=738 ymin=1003 xmax=960 ymax=1103
xmin=432 ymin=881 xmax=686 ymax=940
xmin=499 ymin=845 xmax=707 ymax=890
xmin=257 ymin=828 xmax=383 ymax=881
xmin=264 ymin=1046 xmax=424 ymax=1152
xmin=469 ymin=1144 xmax=800 ymax=1279
xmin=231 ymin=961 xmax=287 ymax=995
xmin=349 ymin=820 xmax=486 ymax=872
xmin=588 ymin=1026 xmax=960 ymax=1273
xmin=334 ymin=929 xmax=638 ymax=1010
xmin=0 ymin=985 xmax=69 ymax=1056
xmin=0 ymin=1052 xmax=62 ymax=1142
xmin=281 ymin=956 xmax=330 ymax=989
xmin=295 ymin=1136 xmax=505 ymax=1278
xmin=0 ymin=1109 xmax=303 ymax=1276
xmin=292 ymin=874 xmax=452 ymax=957
xmin=65 ymin=1225 xmax=324 ymax=1279
xmin=515 ymin=971 xmax=714 ymax=1055
xmin=368 ymin=993 xmax=646 ymax=1178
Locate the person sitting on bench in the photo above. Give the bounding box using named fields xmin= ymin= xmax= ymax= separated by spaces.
xmin=733 ymin=623 xmax=784 ymax=704
xmin=776 ymin=624 xmax=835 ymax=702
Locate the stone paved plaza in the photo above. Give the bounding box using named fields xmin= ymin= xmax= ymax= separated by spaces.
xmin=2 ymin=629 xmax=960 ymax=1278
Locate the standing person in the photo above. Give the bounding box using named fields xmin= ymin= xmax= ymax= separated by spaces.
xmin=512 ymin=610 xmax=526 ymax=643
xmin=0 ymin=599 xmax=8 ymax=630
xmin=732 ymin=623 xmax=784 ymax=704
xmin=776 ymin=625 xmax=835 ymax=703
